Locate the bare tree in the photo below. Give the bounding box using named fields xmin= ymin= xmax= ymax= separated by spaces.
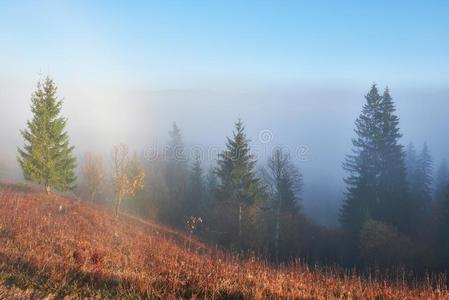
xmin=81 ymin=152 xmax=105 ymax=202
xmin=112 ymin=144 xmax=145 ymax=217
xmin=262 ymin=149 xmax=302 ymax=262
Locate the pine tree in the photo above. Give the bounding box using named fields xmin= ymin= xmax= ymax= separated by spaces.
xmin=340 ymin=84 xmax=383 ymax=236
xmin=163 ymin=122 xmax=188 ymax=226
xmin=340 ymin=85 xmax=409 ymax=236
xmin=377 ymin=88 xmax=409 ymax=230
xmin=216 ymin=119 xmax=262 ymax=245
xmin=18 ymin=77 xmax=77 ymax=193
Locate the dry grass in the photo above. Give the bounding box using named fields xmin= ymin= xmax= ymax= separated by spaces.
xmin=0 ymin=184 xmax=448 ymax=299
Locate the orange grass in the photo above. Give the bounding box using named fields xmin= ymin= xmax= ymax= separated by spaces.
xmin=0 ymin=184 xmax=448 ymax=299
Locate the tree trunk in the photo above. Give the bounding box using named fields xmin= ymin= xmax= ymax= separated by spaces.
xmin=275 ymin=204 xmax=280 ymax=263
xmin=238 ymin=203 xmax=243 ymax=245
xmin=91 ymin=189 xmax=97 ymax=202
xmin=45 ymin=185 xmax=51 ymax=194
xmin=114 ymin=195 xmax=122 ymax=217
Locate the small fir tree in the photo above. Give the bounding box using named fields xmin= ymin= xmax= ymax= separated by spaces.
xmin=18 ymin=77 xmax=77 ymax=193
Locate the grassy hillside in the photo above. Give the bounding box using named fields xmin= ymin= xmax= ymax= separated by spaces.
xmin=0 ymin=184 xmax=448 ymax=299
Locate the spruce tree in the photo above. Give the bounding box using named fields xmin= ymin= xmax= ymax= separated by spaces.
xmin=340 ymin=85 xmax=409 ymax=236
xmin=340 ymin=85 xmax=383 ymax=236
xmin=163 ymin=122 xmax=188 ymax=226
xmin=18 ymin=77 xmax=76 ymax=193
xmin=377 ymin=88 xmax=409 ymax=230
xmin=216 ymin=119 xmax=261 ymax=245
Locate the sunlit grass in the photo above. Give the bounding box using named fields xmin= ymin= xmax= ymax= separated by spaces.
xmin=0 ymin=184 xmax=447 ymax=299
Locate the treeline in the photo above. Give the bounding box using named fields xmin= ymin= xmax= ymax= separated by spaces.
xmin=16 ymin=77 xmax=449 ymax=271
xmin=80 ymin=121 xmax=314 ymax=262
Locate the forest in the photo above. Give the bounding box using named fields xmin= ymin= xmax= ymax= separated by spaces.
xmin=13 ymin=77 xmax=449 ymax=275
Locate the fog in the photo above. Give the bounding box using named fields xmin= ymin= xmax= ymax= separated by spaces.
xmin=1 ymin=76 xmax=448 ymax=226
xmin=1 ymin=1 xmax=448 ymax=227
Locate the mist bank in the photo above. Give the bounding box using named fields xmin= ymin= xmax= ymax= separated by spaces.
xmin=1 ymin=79 xmax=448 ymax=226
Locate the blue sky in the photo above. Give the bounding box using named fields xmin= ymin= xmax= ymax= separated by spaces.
xmin=1 ymin=1 xmax=449 ymax=89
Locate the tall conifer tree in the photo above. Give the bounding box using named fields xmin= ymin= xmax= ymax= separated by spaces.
xmin=216 ymin=119 xmax=261 ymax=245
xmin=18 ymin=77 xmax=76 ymax=193
xmin=377 ymin=88 xmax=409 ymax=230
xmin=340 ymin=85 xmax=409 ymax=236
xmin=163 ymin=122 xmax=188 ymax=226
xmin=340 ymin=85 xmax=383 ymax=235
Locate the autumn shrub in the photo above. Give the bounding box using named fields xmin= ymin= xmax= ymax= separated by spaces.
xmin=360 ymin=220 xmax=415 ymax=267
